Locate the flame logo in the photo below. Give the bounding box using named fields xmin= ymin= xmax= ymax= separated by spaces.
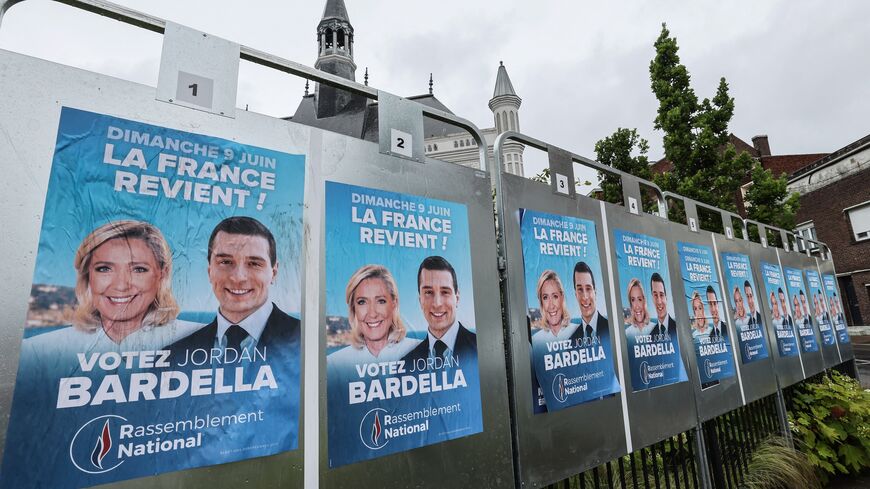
xmin=371 ymin=412 xmax=382 ymax=446
xmin=90 ymin=419 xmax=112 ymax=470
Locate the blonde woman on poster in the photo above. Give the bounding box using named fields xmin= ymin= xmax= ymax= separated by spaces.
xmin=328 ymin=265 xmax=419 ymax=365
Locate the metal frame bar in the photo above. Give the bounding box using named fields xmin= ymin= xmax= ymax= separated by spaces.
xmin=0 ymin=0 xmax=490 ymax=170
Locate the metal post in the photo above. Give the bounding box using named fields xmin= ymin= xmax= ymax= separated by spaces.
xmin=774 ymin=383 xmax=794 ymax=447
xmin=692 ymin=428 xmax=715 ymax=489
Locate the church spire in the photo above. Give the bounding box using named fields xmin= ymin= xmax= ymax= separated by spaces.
xmin=315 ymin=0 xmax=356 ymax=81
xmin=491 ymin=60 xmax=518 ymax=98
xmin=489 ymin=61 xmax=525 ymax=176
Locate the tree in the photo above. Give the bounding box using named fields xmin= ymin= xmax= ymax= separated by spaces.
xmin=744 ymin=164 xmax=800 ymax=230
xmin=648 ymin=24 xmax=753 ymax=216
xmin=594 ymin=128 xmax=652 ymax=205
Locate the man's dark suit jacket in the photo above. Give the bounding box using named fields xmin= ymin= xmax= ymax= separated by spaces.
xmin=650 ymin=315 xmax=677 ymax=339
xmin=403 ymin=322 xmax=477 ymax=367
xmin=748 ymin=310 xmax=763 ymax=328
xmin=169 ymin=303 xmax=300 ymax=370
xmin=710 ymin=320 xmax=728 ymax=340
xmin=569 ymin=313 xmax=610 ymax=343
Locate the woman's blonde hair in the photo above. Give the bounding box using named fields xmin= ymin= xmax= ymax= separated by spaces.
xmin=345 ymin=265 xmax=406 ymax=348
xmin=626 ymin=278 xmax=650 ymax=326
xmin=535 ymin=270 xmax=570 ymax=331
xmin=72 ymin=220 xmax=179 ymax=331
xmin=691 ymin=291 xmax=706 ymax=328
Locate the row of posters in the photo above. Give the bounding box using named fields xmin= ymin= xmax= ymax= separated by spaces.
xmin=518 ymin=209 xmax=850 ymax=414
xmin=0 ymin=108 xmax=852 ymax=487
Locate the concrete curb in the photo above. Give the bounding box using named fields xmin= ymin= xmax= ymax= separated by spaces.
xmin=848 ymin=326 xmax=870 ymax=336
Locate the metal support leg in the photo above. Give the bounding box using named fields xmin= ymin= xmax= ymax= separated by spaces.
xmin=693 ymin=428 xmax=714 ymax=489
xmin=774 ymin=386 xmax=794 ymax=447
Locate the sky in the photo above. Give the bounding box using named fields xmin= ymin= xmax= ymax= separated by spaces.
xmin=2 ymin=0 xmax=868 ymax=183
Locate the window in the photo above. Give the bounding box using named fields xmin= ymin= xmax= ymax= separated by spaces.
xmin=453 ymin=140 xmax=458 ymax=148
xmin=795 ymin=221 xmax=818 ymax=252
xmin=846 ymin=202 xmax=870 ymax=241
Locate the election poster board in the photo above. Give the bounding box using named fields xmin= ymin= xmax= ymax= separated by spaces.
xmin=720 ymin=252 xmax=769 ymax=364
xmin=0 ymin=107 xmax=304 ymax=488
xmin=519 ymin=209 xmax=620 ymax=412
xmin=805 ymin=270 xmax=836 ymax=348
xmin=324 ymin=181 xmax=482 ymax=467
xmin=614 ymin=229 xmax=688 ymax=391
xmin=823 ymin=274 xmax=850 ymax=344
xmin=783 ymin=267 xmax=819 ymax=354
xmin=759 ymin=262 xmax=799 ymax=358
xmin=676 ymin=243 xmax=735 ymax=388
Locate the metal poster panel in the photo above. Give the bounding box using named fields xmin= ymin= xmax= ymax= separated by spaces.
xmin=782 ymin=267 xmax=820 ymax=356
xmin=823 ymin=274 xmax=851 ymax=346
xmin=614 ymin=230 xmax=688 ymax=391
xmin=676 ymin=242 xmax=736 ymax=388
xmin=720 ymin=252 xmax=770 ymax=364
xmin=805 ymin=268 xmax=840 ymax=367
xmin=323 ymin=181 xmax=482 ymax=467
xmin=759 ymin=262 xmax=800 ymax=359
xmin=317 ymin=132 xmax=512 ymax=489
xmin=499 ymin=172 xmax=628 ymax=488
xmin=714 ymin=236 xmax=777 ymax=403
xmin=520 ymin=209 xmax=620 ymax=411
xmin=0 ymin=107 xmax=304 ymax=488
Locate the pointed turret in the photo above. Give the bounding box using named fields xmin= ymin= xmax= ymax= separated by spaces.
xmin=489 ymin=62 xmax=525 ymax=176
xmin=314 ymin=0 xmax=363 ymax=117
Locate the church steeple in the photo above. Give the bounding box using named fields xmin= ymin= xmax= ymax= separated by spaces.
xmin=315 ymin=0 xmax=356 ymax=80
xmin=313 ymin=0 xmax=364 ymax=118
xmin=489 ymin=61 xmax=525 ymax=176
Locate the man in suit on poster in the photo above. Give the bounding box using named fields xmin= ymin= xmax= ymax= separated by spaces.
xmin=404 ymin=256 xmax=477 ymax=365
xmin=649 ymin=273 xmax=677 ymax=339
xmin=170 ymin=216 xmax=300 ymax=369
xmin=706 ymin=286 xmax=728 ymax=340
xmin=569 ymin=261 xmax=609 ymax=344
xmin=744 ymin=281 xmax=763 ymax=328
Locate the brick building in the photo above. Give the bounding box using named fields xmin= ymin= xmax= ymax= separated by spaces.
xmin=789 ymin=135 xmax=870 ymax=326
xmin=650 ymin=134 xmax=826 ymax=214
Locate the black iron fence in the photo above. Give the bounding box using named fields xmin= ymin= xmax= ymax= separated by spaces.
xmin=543 ymin=365 xmax=847 ymax=489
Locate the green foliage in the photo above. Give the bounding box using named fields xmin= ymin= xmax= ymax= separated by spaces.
xmin=744 ymin=163 xmax=801 ymax=231
xmin=530 ymin=167 xmax=592 ymax=188
xmin=648 ymin=24 xmax=753 ymax=215
xmin=594 ymin=128 xmax=652 ymax=205
xmin=742 ymin=436 xmax=821 ymax=489
xmin=789 ymin=370 xmax=870 ymax=484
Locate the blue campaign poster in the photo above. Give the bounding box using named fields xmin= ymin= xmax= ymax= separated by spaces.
xmin=677 ymin=243 xmax=735 ymax=386
xmin=519 ymin=209 xmax=620 ymax=412
xmin=823 ymin=275 xmax=850 ymax=344
xmin=805 ymin=270 xmax=836 ymax=347
xmin=1 ymin=108 xmax=304 ymax=488
xmin=784 ymin=267 xmax=819 ymax=353
xmin=614 ymin=229 xmax=687 ymax=391
xmin=760 ymin=262 xmax=799 ymax=357
xmin=324 ymin=181 xmax=482 ymax=467
xmin=720 ymin=253 xmax=769 ymax=364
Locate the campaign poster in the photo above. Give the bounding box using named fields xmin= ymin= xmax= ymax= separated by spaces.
xmin=1 ymin=107 xmax=304 ymax=488
xmin=324 ymin=181 xmax=482 ymax=467
xmin=614 ymin=229 xmax=688 ymax=391
xmin=677 ymin=243 xmax=735 ymax=387
xmin=720 ymin=252 xmax=769 ymax=364
xmin=823 ymin=274 xmax=850 ymax=344
xmin=805 ymin=270 xmax=836 ymax=347
xmin=784 ymin=267 xmax=819 ymax=353
xmin=760 ymin=262 xmax=799 ymax=357
xmin=519 ymin=209 xmax=620 ymax=412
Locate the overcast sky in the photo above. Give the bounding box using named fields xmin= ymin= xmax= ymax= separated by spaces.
xmin=2 ymin=0 xmax=868 ymax=181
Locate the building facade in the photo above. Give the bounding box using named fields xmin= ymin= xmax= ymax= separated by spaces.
xmin=290 ymin=0 xmax=526 ymax=176
xmin=788 ymin=135 xmax=870 ymax=326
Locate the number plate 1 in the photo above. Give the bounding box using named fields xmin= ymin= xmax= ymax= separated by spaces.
xmin=156 ymin=22 xmax=240 ymax=117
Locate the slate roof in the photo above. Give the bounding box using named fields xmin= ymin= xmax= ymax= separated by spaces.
xmin=321 ymin=0 xmax=350 ymax=23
